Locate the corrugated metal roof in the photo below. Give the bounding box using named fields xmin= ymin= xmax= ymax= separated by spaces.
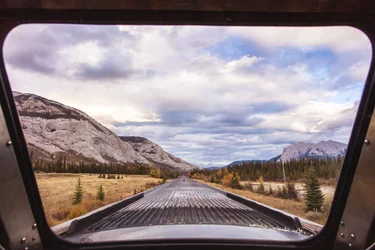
xmin=86 ymin=178 xmax=290 ymax=232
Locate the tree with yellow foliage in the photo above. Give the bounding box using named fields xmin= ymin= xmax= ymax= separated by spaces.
xmin=222 ymin=173 xmax=234 ymax=187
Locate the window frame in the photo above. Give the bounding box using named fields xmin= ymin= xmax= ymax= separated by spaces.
xmin=0 ymin=9 xmax=374 ymax=250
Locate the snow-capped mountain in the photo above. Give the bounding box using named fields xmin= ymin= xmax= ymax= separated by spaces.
xmin=279 ymin=140 xmax=347 ymax=162
xmin=120 ymin=136 xmax=197 ymax=171
xmin=13 ymin=91 xmax=197 ymax=171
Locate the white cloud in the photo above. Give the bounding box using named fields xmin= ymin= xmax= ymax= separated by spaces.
xmin=349 ymin=61 xmax=371 ymax=80
xmin=3 ymin=24 xmax=371 ymax=164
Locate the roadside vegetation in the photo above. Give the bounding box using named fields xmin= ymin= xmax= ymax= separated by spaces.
xmin=190 ymin=156 xmax=341 ymax=224
xmin=35 ymin=173 xmax=163 ymax=226
xmin=198 ymin=179 xmax=332 ymax=225
xmin=30 ymin=152 xmax=179 ymax=179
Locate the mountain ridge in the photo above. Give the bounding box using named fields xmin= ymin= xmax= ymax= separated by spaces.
xmin=225 ymin=140 xmax=347 ymax=167
xmin=14 ymin=91 xmax=197 ymax=172
xmin=120 ymin=136 xmax=197 ymax=171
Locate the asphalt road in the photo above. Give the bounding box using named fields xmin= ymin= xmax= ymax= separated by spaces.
xmin=84 ymin=177 xmax=293 ymax=233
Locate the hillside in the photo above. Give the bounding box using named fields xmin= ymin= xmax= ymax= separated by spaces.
xmin=224 ymin=140 xmax=347 ymax=167
xmin=14 ymin=91 xmax=197 ymax=172
xmin=120 ymin=136 xmax=197 ymax=171
xmin=279 ymin=140 xmax=347 ymax=162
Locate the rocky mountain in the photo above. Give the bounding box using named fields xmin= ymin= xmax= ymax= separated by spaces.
xmin=13 ymin=91 xmax=197 ymax=171
xmin=268 ymin=155 xmax=281 ymax=162
xmin=279 ymin=140 xmax=347 ymax=162
xmin=225 ymin=140 xmax=347 ymax=167
xmin=120 ymin=136 xmax=197 ymax=171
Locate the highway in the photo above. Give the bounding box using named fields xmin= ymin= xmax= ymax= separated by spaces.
xmin=76 ymin=177 xmax=303 ymax=234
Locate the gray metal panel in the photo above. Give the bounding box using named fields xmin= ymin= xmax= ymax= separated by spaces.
xmin=65 ymin=224 xmax=308 ymax=243
xmin=334 ymin=112 xmax=375 ymax=250
xmin=82 ymin=178 xmax=296 ymax=234
xmin=0 ymin=105 xmax=42 ymax=250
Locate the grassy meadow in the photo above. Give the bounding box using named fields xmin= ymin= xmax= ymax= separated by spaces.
xmin=35 ymin=173 xmax=162 ymax=226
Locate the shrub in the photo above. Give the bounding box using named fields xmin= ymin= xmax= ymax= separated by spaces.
xmin=281 ymin=185 xmax=289 ymax=199
xmin=222 ymin=173 xmax=234 ymax=187
xmin=51 ymin=208 xmax=69 ymax=221
xmin=68 ymin=204 xmax=87 ymax=219
xmin=231 ymin=172 xmax=241 ymax=189
xmin=244 ymin=183 xmax=254 ymax=192
xmin=305 ymin=210 xmax=324 ymax=221
xmin=268 ymin=186 xmax=274 ymax=196
xmin=287 ymin=182 xmax=298 ymax=200
xmin=256 ymin=183 xmax=266 ymax=195
xmin=322 ymin=195 xmax=333 ymax=219
xmin=276 ymin=186 xmax=282 ymax=198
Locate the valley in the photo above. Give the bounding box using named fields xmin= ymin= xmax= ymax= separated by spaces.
xmin=14 ymin=91 xmax=345 ymax=229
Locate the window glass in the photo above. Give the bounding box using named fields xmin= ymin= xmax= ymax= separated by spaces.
xmin=3 ymin=24 xmax=371 ymax=242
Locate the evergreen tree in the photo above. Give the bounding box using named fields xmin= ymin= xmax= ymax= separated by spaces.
xmin=276 ymin=186 xmax=282 ymax=198
xmin=281 ymin=185 xmax=289 ymax=199
xmin=72 ymin=178 xmax=84 ymax=205
xmin=286 ymin=182 xmax=298 ymax=200
xmin=304 ymin=167 xmax=324 ymax=212
xmin=210 ymin=175 xmax=215 ymax=183
xmin=96 ymin=184 xmax=105 ymax=201
xmin=231 ymin=172 xmax=241 ymax=189
xmin=268 ymin=186 xmax=274 ymax=196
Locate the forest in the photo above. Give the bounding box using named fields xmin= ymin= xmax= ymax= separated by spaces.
xmin=188 ymin=156 xmax=344 ymax=184
xmin=31 ymin=156 xmax=179 ymax=179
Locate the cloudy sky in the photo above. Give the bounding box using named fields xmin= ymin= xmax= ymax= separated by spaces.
xmin=3 ymin=24 xmax=372 ymax=166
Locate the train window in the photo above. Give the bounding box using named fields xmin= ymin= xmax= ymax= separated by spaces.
xmin=2 ymin=24 xmax=371 ymax=243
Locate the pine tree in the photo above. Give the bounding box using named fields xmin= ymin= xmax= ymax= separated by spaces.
xmin=72 ymin=178 xmax=84 ymax=205
xmin=210 ymin=175 xmax=215 ymax=183
xmin=304 ymin=167 xmax=324 ymax=212
xmin=281 ymin=185 xmax=289 ymax=199
xmin=96 ymin=184 xmax=105 ymax=201
xmin=287 ymin=182 xmax=298 ymax=200
xmin=233 ymin=172 xmax=241 ymax=189
xmin=268 ymin=186 xmax=274 ymax=196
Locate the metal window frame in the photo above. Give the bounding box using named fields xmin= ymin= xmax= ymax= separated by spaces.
xmin=0 ymin=7 xmax=375 ymax=250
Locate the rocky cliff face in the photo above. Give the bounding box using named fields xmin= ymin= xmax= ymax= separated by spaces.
xmin=120 ymin=136 xmax=198 ymax=171
xmin=279 ymin=140 xmax=347 ymax=162
xmin=14 ymin=92 xmax=197 ymax=171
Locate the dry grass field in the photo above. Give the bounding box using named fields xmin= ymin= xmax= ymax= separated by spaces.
xmin=35 ymin=173 xmax=162 ymax=226
xmin=198 ymin=180 xmax=331 ymax=225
